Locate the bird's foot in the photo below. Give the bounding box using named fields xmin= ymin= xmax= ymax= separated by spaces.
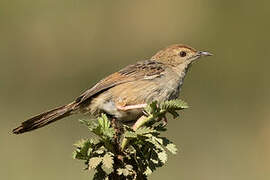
xmin=116 ymin=104 xmax=147 ymax=111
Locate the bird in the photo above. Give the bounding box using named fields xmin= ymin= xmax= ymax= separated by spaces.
xmin=12 ymin=44 xmax=212 ymax=134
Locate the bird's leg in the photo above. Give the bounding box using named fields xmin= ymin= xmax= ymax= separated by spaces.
xmin=116 ymin=104 xmax=147 ymax=111
xmin=111 ymin=118 xmax=117 ymax=130
xmin=111 ymin=118 xmax=121 ymax=137
xmin=111 ymin=118 xmax=123 ymax=152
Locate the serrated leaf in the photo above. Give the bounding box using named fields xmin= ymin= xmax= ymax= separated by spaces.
xmin=88 ymin=121 xmax=99 ymax=132
xmin=103 ymin=128 xmax=115 ymax=139
xmin=145 ymin=136 xmax=165 ymax=152
xmin=93 ymin=169 xmax=107 ymax=180
xmin=154 ymin=123 xmax=167 ymax=131
xmin=79 ymin=119 xmax=99 ymax=133
xmin=125 ymin=165 xmax=133 ymax=171
xmin=165 ymin=143 xmax=178 ymax=154
xmin=158 ymin=151 xmax=167 ymax=164
xmin=89 ymin=157 xmax=102 ymax=169
xmin=160 ymin=99 xmax=188 ymax=110
xmin=79 ymin=119 xmax=91 ymax=126
xmin=94 ymin=113 xmax=115 ymax=139
xmin=152 ymin=137 xmax=163 ymax=144
xmin=101 ymin=153 xmax=114 ymax=174
xmin=73 ymin=139 xmax=93 ymax=160
xmin=98 ymin=113 xmax=110 ymax=129
xmin=117 ymin=168 xmax=123 ymax=175
xmin=168 ymin=109 xmax=179 ymax=118
xmin=72 ymin=151 xmax=77 ymax=159
xmin=95 ymin=147 xmax=105 ymax=155
xmin=136 ymin=127 xmax=157 ymax=136
xmin=144 ymin=166 xmax=153 ymax=176
xmin=117 ymin=166 xmax=133 ymax=177
xmin=126 ymin=146 xmax=136 ymax=155
xmin=117 ymin=168 xmax=130 ymax=176
xmin=149 ymin=101 xmax=158 ymax=110
xmin=124 ymin=131 xmax=137 ymax=138
xmin=122 ymin=168 xmax=130 ymax=176
xmin=143 ymin=105 xmax=152 ymax=115
xmin=150 ymin=159 xmax=159 ymax=164
xmin=73 ymin=139 xmax=87 ymax=148
xmin=87 ymin=148 xmax=92 ymax=156
xmin=145 ymin=101 xmax=159 ymax=115
xmin=160 ymin=137 xmax=178 ymax=154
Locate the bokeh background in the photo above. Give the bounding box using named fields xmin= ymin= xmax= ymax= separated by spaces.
xmin=1 ymin=0 xmax=270 ymax=179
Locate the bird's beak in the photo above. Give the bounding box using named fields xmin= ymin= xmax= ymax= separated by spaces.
xmin=198 ymin=51 xmax=213 ymax=56
xmin=189 ymin=50 xmax=213 ymax=61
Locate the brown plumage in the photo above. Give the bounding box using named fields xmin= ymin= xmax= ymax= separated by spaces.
xmin=12 ymin=44 xmax=212 ymax=134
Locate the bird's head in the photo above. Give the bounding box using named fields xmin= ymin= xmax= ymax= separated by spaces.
xmin=151 ymin=44 xmax=212 ymax=66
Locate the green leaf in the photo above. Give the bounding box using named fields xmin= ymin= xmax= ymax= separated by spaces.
xmin=145 ymin=101 xmax=159 ymax=115
xmin=124 ymin=131 xmax=137 ymax=138
xmin=84 ymin=114 xmax=115 ymax=140
xmin=101 ymin=153 xmax=114 ymax=174
xmin=122 ymin=169 xmax=130 ymax=177
xmin=73 ymin=139 xmax=87 ymax=148
xmin=144 ymin=166 xmax=153 ymax=176
xmin=73 ymin=139 xmax=93 ymax=160
xmin=145 ymin=135 xmax=164 ymax=152
xmin=97 ymin=113 xmax=110 ymax=129
xmin=97 ymin=114 xmax=115 ymax=139
xmin=87 ymin=148 xmax=92 ymax=156
xmin=93 ymin=168 xmax=107 ymax=180
xmin=72 ymin=151 xmax=77 ymax=159
xmin=95 ymin=146 xmax=105 ymax=155
xmin=135 ymin=127 xmax=157 ymax=136
xmin=117 ymin=165 xmax=134 ymax=177
xmin=160 ymin=137 xmax=178 ymax=154
xmin=150 ymin=158 xmax=159 ymax=164
xmin=165 ymin=143 xmax=178 ymax=154
xmin=125 ymin=165 xmax=133 ymax=171
xmin=79 ymin=119 xmax=99 ymax=132
xmin=89 ymin=157 xmax=102 ymax=169
xmin=117 ymin=168 xmax=130 ymax=177
xmin=79 ymin=119 xmax=91 ymax=126
xmin=153 ymin=123 xmax=167 ymax=131
xmin=160 ymin=99 xmax=188 ymax=111
xmin=168 ymin=109 xmax=180 ymax=118
xmin=158 ymin=151 xmax=167 ymax=164
xmin=88 ymin=121 xmax=99 ymax=132
xmin=126 ymin=146 xmax=136 ymax=155
xmin=117 ymin=168 xmax=124 ymax=175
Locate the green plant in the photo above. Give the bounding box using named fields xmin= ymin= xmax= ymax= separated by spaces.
xmin=73 ymin=99 xmax=188 ymax=180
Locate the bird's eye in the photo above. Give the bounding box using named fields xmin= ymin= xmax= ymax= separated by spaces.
xmin=179 ymin=51 xmax=187 ymax=57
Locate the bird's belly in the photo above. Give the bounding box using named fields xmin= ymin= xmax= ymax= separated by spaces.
xmin=101 ymin=100 xmax=143 ymax=122
xmin=85 ymin=90 xmax=143 ymax=122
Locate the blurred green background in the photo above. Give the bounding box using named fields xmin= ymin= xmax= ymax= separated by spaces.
xmin=1 ymin=0 xmax=270 ymax=179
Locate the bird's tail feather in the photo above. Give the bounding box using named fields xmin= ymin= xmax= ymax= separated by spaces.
xmin=12 ymin=102 xmax=76 ymax=134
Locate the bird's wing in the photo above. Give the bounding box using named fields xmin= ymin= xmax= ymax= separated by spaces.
xmin=75 ymin=60 xmax=166 ymax=104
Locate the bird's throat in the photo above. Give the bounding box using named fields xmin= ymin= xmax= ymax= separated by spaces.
xmin=173 ymin=62 xmax=192 ymax=83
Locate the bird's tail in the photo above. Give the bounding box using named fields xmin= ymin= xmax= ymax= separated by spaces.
xmin=12 ymin=102 xmax=77 ymax=134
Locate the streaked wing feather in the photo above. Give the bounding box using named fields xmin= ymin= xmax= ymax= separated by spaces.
xmin=75 ymin=72 xmax=135 ymax=103
xmin=75 ymin=60 xmax=165 ymax=104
